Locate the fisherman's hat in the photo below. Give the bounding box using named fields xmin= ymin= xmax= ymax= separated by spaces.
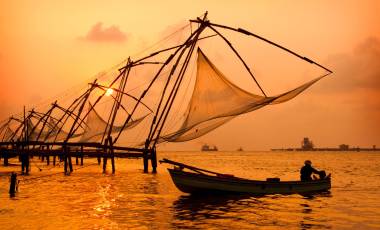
xmin=305 ymin=160 xmax=312 ymax=165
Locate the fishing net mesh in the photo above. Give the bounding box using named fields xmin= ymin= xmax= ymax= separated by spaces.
xmin=80 ymin=103 xmax=147 ymax=142
xmin=2 ymin=126 xmax=15 ymax=141
xmin=161 ymin=49 xmax=326 ymax=142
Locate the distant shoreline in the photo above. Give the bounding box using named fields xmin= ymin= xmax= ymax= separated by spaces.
xmin=271 ymin=147 xmax=380 ymax=152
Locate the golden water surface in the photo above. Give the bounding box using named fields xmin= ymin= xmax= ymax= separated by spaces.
xmin=1 ymin=151 xmax=380 ymax=229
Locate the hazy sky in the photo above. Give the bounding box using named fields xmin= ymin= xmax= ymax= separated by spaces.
xmin=0 ymin=1 xmax=379 ymax=150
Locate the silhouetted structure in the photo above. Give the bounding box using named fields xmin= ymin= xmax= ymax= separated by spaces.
xmin=272 ymin=139 xmax=379 ymax=152
xmin=0 ymin=12 xmax=333 ymax=175
xmin=339 ymin=144 xmax=349 ymax=150
xmin=201 ymin=144 xmax=218 ymax=151
xmin=301 ymin=137 xmax=314 ymax=151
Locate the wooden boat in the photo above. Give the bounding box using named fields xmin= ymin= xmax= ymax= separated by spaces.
xmin=161 ymin=159 xmax=331 ymax=195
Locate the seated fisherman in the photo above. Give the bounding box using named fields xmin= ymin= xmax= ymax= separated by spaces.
xmin=300 ymin=160 xmax=320 ymax=181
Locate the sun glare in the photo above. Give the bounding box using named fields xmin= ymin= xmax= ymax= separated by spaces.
xmin=105 ymin=88 xmax=113 ymax=96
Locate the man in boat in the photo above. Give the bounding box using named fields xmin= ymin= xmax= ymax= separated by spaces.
xmin=300 ymin=160 xmax=320 ymax=181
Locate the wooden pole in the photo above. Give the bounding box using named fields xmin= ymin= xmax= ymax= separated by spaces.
xmin=111 ymin=155 xmax=115 ymax=174
xmin=23 ymin=106 xmax=26 ymax=142
xmin=80 ymin=145 xmax=84 ymax=166
xmin=151 ymin=147 xmax=157 ymax=173
xmin=147 ymin=14 xmax=210 ymax=147
xmin=130 ymin=34 xmax=216 ymax=65
xmin=64 ymin=146 xmax=68 ymax=174
xmin=9 ymin=115 xmax=31 ymax=141
xmin=21 ymin=107 xmax=26 ymax=174
xmin=45 ymin=99 xmax=85 ymax=142
xmin=41 ymin=146 xmax=45 ymax=162
xmin=142 ymin=139 xmax=149 ymax=173
xmin=102 ymin=59 xmax=130 ymax=145
xmin=151 ymin=25 xmax=203 ymax=147
xmin=21 ymin=151 xmax=25 ymax=174
xmin=3 ymin=153 xmax=8 ymax=166
xmin=68 ymin=156 xmax=73 ymax=172
xmin=25 ymin=152 xmax=30 ymax=175
xmin=64 ymin=156 xmax=67 ymax=174
xmin=9 ymin=172 xmax=17 ymax=196
xmin=160 ymin=158 xmax=226 ymax=176
xmin=64 ymin=82 xmax=96 ymax=142
xmin=146 ymin=41 xmax=192 ymax=142
xmin=110 ymin=137 xmax=115 ymax=174
xmin=112 ymin=25 xmax=204 ymax=145
xmin=20 ymin=145 xmax=29 ymax=175
xmin=30 ymin=103 xmax=57 ymax=143
xmin=143 ymin=149 xmax=149 ymax=173
xmin=24 ymin=106 xmax=30 ymax=175
xmin=103 ymin=156 xmax=107 ymax=173
xmin=68 ymin=147 xmax=73 ymax=173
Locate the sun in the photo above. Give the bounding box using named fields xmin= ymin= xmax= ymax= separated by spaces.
xmin=105 ymin=88 xmax=113 ymax=96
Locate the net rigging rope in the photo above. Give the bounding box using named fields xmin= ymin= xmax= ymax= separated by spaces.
xmin=163 ymin=53 xmax=197 ymax=133
xmin=158 ymin=49 xmax=328 ymax=143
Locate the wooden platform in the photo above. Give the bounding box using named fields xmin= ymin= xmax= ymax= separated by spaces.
xmin=0 ymin=141 xmax=157 ymax=174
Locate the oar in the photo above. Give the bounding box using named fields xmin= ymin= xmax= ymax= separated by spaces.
xmin=160 ymin=158 xmax=234 ymax=177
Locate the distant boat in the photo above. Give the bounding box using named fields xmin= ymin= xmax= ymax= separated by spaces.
xmin=237 ymin=147 xmax=244 ymax=151
xmin=201 ymin=144 xmax=218 ymax=151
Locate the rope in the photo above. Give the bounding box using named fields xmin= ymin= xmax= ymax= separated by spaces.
xmin=163 ymin=54 xmax=196 ymax=133
xmin=131 ymin=23 xmax=190 ymax=60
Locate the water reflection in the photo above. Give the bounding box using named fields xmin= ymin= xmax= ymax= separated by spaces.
xmin=93 ymin=183 xmax=112 ymax=217
xmin=171 ymin=194 xmax=270 ymax=229
xmin=91 ymin=173 xmax=166 ymax=229
xmin=300 ymin=191 xmax=332 ymax=200
xmin=1 ymin=152 xmax=379 ymax=229
xmin=173 ymin=194 xmax=253 ymax=219
xmin=171 ymin=192 xmax=334 ymax=229
xmin=298 ymin=192 xmax=332 ymax=229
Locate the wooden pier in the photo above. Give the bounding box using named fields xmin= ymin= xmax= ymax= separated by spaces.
xmin=0 ymin=141 xmax=157 ymax=174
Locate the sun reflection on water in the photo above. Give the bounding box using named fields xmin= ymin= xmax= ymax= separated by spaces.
xmin=0 ymin=152 xmax=380 ymax=229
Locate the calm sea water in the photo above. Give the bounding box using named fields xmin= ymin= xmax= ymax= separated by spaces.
xmin=1 ymin=151 xmax=380 ymax=229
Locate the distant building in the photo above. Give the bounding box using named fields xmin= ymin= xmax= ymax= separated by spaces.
xmin=339 ymin=144 xmax=349 ymax=151
xmin=301 ymin=137 xmax=314 ymax=151
xmin=201 ymin=144 xmax=218 ymax=151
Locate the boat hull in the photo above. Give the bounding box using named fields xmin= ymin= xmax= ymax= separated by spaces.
xmin=168 ymin=169 xmax=331 ymax=195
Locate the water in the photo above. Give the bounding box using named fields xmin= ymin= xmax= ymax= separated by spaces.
xmin=1 ymin=151 xmax=380 ymax=229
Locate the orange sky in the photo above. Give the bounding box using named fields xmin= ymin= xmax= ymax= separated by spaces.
xmin=0 ymin=1 xmax=379 ymax=150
